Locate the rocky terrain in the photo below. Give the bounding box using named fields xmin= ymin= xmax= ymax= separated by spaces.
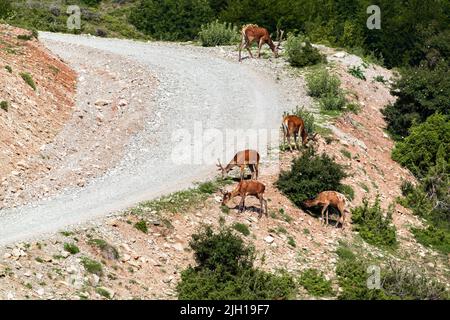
xmin=0 ymin=32 xmax=448 ymax=299
xmin=0 ymin=24 xmax=76 ymax=207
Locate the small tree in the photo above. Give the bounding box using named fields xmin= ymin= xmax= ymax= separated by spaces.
xmin=285 ymin=34 xmax=324 ymax=68
xmin=276 ymin=148 xmax=348 ymax=207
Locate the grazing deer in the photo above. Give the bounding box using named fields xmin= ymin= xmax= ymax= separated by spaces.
xmin=303 ymin=191 xmax=349 ymax=229
xmin=239 ymin=24 xmax=284 ymax=62
xmin=221 ymin=180 xmax=268 ymax=218
xmin=217 ymin=149 xmax=260 ymax=180
xmin=282 ymin=115 xmax=317 ymax=151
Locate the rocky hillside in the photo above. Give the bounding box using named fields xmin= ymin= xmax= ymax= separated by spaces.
xmin=0 ymin=41 xmax=448 ymax=300
xmin=0 ymin=24 xmax=76 ymax=207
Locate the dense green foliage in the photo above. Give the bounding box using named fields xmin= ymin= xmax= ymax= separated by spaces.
xmin=392 ymin=114 xmax=450 ymax=177
xmin=351 ymin=197 xmax=397 ymax=248
xmin=276 ymin=148 xmax=349 ymax=207
xmin=306 ymin=68 xmax=346 ymax=111
xmin=0 ymin=0 xmax=12 ymax=18
xmin=298 ymin=268 xmax=334 ymax=297
xmin=129 ymin=0 xmax=214 ymax=40
xmin=285 ymin=35 xmax=324 ymax=67
xmin=399 ymin=147 xmax=450 ymax=254
xmin=383 ymin=64 xmax=450 ymax=139
xmin=177 ymin=226 xmax=297 ymax=299
xmin=198 ymin=20 xmax=239 ymax=46
xmin=20 ymin=72 xmax=36 ymax=91
xmin=336 ymin=245 xmax=448 ymax=300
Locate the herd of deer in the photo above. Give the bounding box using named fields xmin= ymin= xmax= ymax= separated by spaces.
xmin=217 ymin=25 xmax=350 ymax=229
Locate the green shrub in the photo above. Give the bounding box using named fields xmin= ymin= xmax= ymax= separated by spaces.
xmin=198 ymin=20 xmax=239 ymax=47
xmin=0 ymin=0 xmax=12 ymax=19
xmin=96 ymin=287 xmax=111 ymax=299
xmin=382 ymin=63 xmax=450 ymax=139
xmin=351 ymin=197 xmax=397 ymax=248
xmin=134 ymin=220 xmax=148 ymax=234
xmin=298 ymin=268 xmax=334 ymax=297
xmin=20 ymin=72 xmax=36 ymax=90
xmin=5 ymin=65 xmax=12 ymax=73
xmin=411 ymin=226 xmax=450 ymax=255
xmin=81 ymin=0 xmax=102 ymax=6
xmin=0 ymin=100 xmax=8 ymax=112
xmin=80 ymin=257 xmax=103 ymax=276
xmin=17 ymin=34 xmax=32 ymax=41
xmin=177 ymin=226 xmax=297 ymax=300
xmin=347 ymin=65 xmax=366 ymax=80
xmin=373 ymin=75 xmax=387 ymax=84
xmin=130 ymin=0 xmax=214 ymax=41
xmin=189 ymin=226 xmax=253 ymax=273
xmin=63 ymin=243 xmax=80 ymax=255
xmin=276 ymin=148 xmax=348 ymax=207
xmin=392 ymin=113 xmax=450 ymax=178
xmin=232 ymin=223 xmax=250 ymax=236
xmin=285 ymin=35 xmax=324 ymax=68
xmin=306 ymin=68 xmax=341 ymax=98
xmin=319 ymin=92 xmax=346 ymax=111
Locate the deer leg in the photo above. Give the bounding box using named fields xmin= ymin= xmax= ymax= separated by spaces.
xmin=286 ymin=134 xmax=293 ymax=152
xmin=258 ymin=195 xmax=264 ymax=218
xmin=249 ymin=165 xmax=255 ymax=180
xmin=294 ymin=133 xmax=300 ymax=151
xmin=257 ymin=39 xmax=264 ymax=58
xmin=246 ymin=42 xmax=254 ymax=59
xmin=238 ymin=37 xmax=246 ymax=61
xmin=264 ymin=199 xmax=268 ymax=217
xmin=321 ymin=204 xmax=329 ymax=226
xmin=238 ymin=195 xmax=245 ymax=213
xmin=255 ymin=163 xmax=259 ymax=180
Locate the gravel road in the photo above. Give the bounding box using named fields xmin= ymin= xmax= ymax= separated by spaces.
xmin=0 ymin=33 xmax=284 ymax=246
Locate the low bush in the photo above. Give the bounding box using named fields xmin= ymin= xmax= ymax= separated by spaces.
xmin=88 ymin=239 xmax=120 ymax=260
xmin=232 ymin=222 xmax=250 ymax=236
xmin=306 ymin=68 xmax=341 ymax=98
xmin=298 ymin=268 xmax=334 ymax=297
xmin=4 ymin=65 xmax=12 ymax=73
xmin=306 ymin=68 xmax=346 ymax=111
xmin=17 ymin=34 xmax=32 ymax=41
xmin=285 ymin=35 xmax=324 ymax=68
xmin=20 ymin=72 xmax=36 ymax=90
xmin=80 ymin=257 xmax=103 ymax=276
xmin=134 ymin=220 xmax=148 ymax=234
xmin=63 ymin=243 xmax=80 ymax=255
xmin=198 ymin=20 xmax=239 ymax=47
xmin=411 ymin=226 xmax=450 ymax=255
xmin=0 ymin=100 xmax=8 ymax=112
xmin=351 ymin=196 xmax=397 ymax=248
xmin=177 ymin=226 xmax=297 ymax=300
xmin=276 ymin=148 xmax=348 ymax=207
xmin=335 ymin=245 xmax=448 ymax=300
xmin=347 ymin=65 xmax=366 ymax=80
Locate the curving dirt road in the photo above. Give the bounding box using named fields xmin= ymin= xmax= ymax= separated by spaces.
xmin=0 ymin=33 xmax=284 ymax=246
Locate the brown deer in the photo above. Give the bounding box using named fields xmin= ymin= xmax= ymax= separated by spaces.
xmin=217 ymin=149 xmax=260 ymax=180
xmin=221 ymin=180 xmax=268 ymax=218
xmin=282 ymin=115 xmax=317 ymax=151
xmin=239 ymin=24 xmax=284 ymax=62
xmin=303 ymin=191 xmax=349 ymax=229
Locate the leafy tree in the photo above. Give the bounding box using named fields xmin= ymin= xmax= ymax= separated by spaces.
xmin=0 ymin=0 xmax=12 ymax=19
xmin=392 ymin=113 xmax=450 ymax=177
xmin=130 ymin=0 xmax=214 ymax=40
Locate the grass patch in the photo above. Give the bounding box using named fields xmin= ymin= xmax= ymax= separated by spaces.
xmin=5 ymin=65 xmax=12 ymax=73
xmin=17 ymin=34 xmax=32 ymax=41
xmin=134 ymin=220 xmax=148 ymax=234
xmin=131 ymin=178 xmax=232 ymax=216
xmin=340 ymin=148 xmax=352 ymax=159
xmin=411 ymin=226 xmax=450 ymax=255
xmin=63 ymin=243 xmax=80 ymax=255
xmin=80 ymin=257 xmax=103 ymax=276
xmin=96 ymin=287 xmax=111 ymax=299
xmin=298 ymin=268 xmax=334 ymax=297
xmin=19 ymin=72 xmax=36 ymax=90
xmin=373 ymin=75 xmax=387 ymax=84
xmin=287 ymin=236 xmax=296 ymax=248
xmin=232 ymin=223 xmax=250 ymax=236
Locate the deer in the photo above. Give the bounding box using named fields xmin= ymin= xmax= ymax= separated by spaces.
xmin=238 ymin=24 xmax=284 ymax=62
xmin=282 ymin=115 xmax=317 ymax=151
xmin=221 ymin=180 xmax=268 ymax=218
xmin=217 ymin=149 xmax=260 ymax=180
xmin=303 ymin=191 xmax=350 ymax=229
